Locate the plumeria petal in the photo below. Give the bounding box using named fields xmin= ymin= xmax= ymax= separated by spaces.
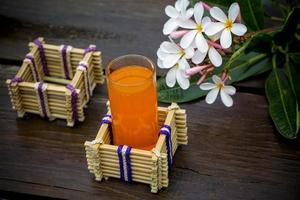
xmin=179 ymin=0 xmax=190 ymax=11
xmin=165 ymin=5 xmax=179 ymax=18
xmin=176 ymin=69 xmax=190 ymax=89
xmin=157 ymin=58 xmax=164 ymax=68
xmin=205 ymin=88 xmax=219 ymax=104
xmin=178 ymin=58 xmax=190 ymax=70
xmin=210 ymin=7 xmax=227 ymax=22
xmin=192 ymin=50 xmax=207 ymax=64
xmin=179 ymin=19 xmax=197 ymax=29
xmin=220 ymin=89 xmax=233 ymax=107
xmin=200 ymin=82 xmax=216 ymax=90
xmin=195 ymin=33 xmax=208 ymax=53
xmin=231 ymin=23 xmax=247 ymax=36
xmin=157 ymin=48 xmax=168 ymax=60
xmin=208 ymin=46 xmax=222 ymax=67
xmin=161 ymin=41 xmax=180 ymax=53
xmin=175 ymin=0 xmax=181 ymax=11
xmin=202 ymin=16 xmax=211 ymax=29
xmin=180 ymin=30 xmax=197 ymax=49
xmin=205 ymin=22 xmax=225 ymax=36
xmin=163 ymin=54 xmax=182 ymax=68
xmin=228 ymin=3 xmax=240 ymax=22
xmin=212 ymin=75 xmax=222 ymax=84
xmin=185 ymin=8 xmax=194 ymax=19
xmin=223 ymin=85 xmax=236 ymax=95
xmin=220 ymin=28 xmax=232 ymax=49
xmin=163 ymin=18 xmax=179 ymax=35
xmin=194 ymin=3 xmax=204 ymax=24
xmin=184 ymin=47 xmax=195 ymax=59
xmin=166 ymin=67 xmax=177 ymax=87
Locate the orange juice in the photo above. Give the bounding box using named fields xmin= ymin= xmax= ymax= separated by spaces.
xmin=107 ymin=65 xmax=158 ymax=150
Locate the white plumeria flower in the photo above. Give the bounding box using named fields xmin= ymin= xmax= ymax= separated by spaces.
xmin=200 ymin=75 xmax=236 ymax=107
xmin=192 ymin=32 xmax=222 ymax=67
xmin=205 ymin=3 xmax=247 ymax=49
xmin=163 ymin=0 xmax=194 ymax=35
xmin=180 ymin=3 xmax=210 ymax=53
xmin=156 ymin=40 xmax=194 ymax=69
xmin=166 ymin=59 xmax=190 ymax=89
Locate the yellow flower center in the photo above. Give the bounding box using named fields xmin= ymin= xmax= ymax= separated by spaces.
xmin=180 ymin=49 xmax=185 ymax=57
xmin=216 ymin=82 xmax=224 ymax=89
xmin=225 ymin=19 xmax=233 ymax=29
xmin=196 ymin=24 xmax=203 ymax=32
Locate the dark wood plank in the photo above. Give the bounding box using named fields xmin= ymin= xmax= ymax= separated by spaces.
xmin=0 ymin=64 xmax=299 ymax=199
xmin=0 ymin=0 xmax=265 ymax=90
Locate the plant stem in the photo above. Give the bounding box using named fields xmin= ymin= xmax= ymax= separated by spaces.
xmin=270 ymin=16 xmax=285 ymax=22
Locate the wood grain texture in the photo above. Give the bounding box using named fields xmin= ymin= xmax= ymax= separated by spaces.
xmin=0 ymin=0 xmax=265 ymax=89
xmin=0 ymin=64 xmax=299 ymax=199
xmin=0 ymin=1 xmax=299 ymax=199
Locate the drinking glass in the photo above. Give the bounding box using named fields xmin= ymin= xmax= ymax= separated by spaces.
xmin=106 ymin=54 xmax=158 ymax=150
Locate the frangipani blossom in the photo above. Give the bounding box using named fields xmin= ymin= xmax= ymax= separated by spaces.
xmin=163 ymin=0 xmax=194 ymax=35
xmin=205 ymin=2 xmax=247 ymax=49
xmin=166 ymin=59 xmax=190 ymax=89
xmin=200 ymin=75 xmax=236 ymax=107
xmin=192 ymin=41 xmax=222 ymax=67
xmin=157 ymin=41 xmax=194 ymax=69
xmin=192 ymin=32 xmax=223 ymax=67
xmin=180 ymin=3 xmax=210 ymax=53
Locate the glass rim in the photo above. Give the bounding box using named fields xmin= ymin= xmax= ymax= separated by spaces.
xmin=106 ymin=54 xmax=156 ymax=87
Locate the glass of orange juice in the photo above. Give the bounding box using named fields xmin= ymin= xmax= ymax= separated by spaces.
xmin=106 ymin=54 xmax=158 ymax=150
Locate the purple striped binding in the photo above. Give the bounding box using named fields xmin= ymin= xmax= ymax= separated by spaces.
xmin=159 ymin=124 xmax=173 ymax=168
xmin=117 ymin=145 xmax=125 ymax=181
xmin=117 ymin=145 xmax=132 ymax=182
xmin=34 ymin=39 xmax=49 ymax=75
xmin=66 ymin=84 xmax=78 ymax=122
xmin=78 ymin=62 xmax=92 ymax=96
xmin=37 ymin=82 xmax=48 ymax=118
xmin=11 ymin=76 xmax=23 ymax=83
xmin=25 ymin=55 xmax=40 ymax=82
xmin=125 ymin=146 xmax=132 ymax=182
xmin=61 ymin=45 xmax=71 ymax=80
xmin=84 ymin=46 xmax=96 ymax=55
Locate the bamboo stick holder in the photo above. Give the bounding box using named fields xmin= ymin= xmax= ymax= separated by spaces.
xmin=6 ymin=37 xmax=104 ymax=126
xmin=84 ymin=102 xmax=188 ymax=193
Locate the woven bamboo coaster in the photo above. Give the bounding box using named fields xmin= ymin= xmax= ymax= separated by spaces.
xmin=6 ymin=37 xmax=104 ymax=126
xmin=84 ymin=102 xmax=188 ymax=193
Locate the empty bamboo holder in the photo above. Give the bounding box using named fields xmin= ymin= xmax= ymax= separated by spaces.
xmin=6 ymin=37 xmax=104 ymax=126
xmin=84 ymin=102 xmax=188 ymax=193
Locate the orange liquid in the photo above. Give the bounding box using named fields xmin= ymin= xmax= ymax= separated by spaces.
xmin=107 ymin=66 xmax=158 ymax=150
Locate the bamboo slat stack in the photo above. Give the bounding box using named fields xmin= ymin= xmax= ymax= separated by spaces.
xmin=84 ymin=102 xmax=188 ymax=193
xmin=6 ymin=37 xmax=104 ymax=126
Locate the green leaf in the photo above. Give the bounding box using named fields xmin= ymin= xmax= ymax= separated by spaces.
xmin=236 ymin=0 xmax=265 ymax=31
xmin=190 ymin=0 xmax=264 ymax=30
xmin=265 ymin=56 xmax=299 ymax=139
xmin=274 ymin=7 xmax=300 ymax=45
xmin=289 ymin=52 xmax=300 ymax=64
xmin=157 ymin=53 xmax=268 ymax=103
xmin=245 ymin=33 xmax=273 ymax=54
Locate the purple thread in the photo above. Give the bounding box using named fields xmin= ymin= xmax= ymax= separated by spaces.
xmin=117 ymin=145 xmax=125 ymax=181
xmin=25 ymin=55 xmax=40 ymax=82
xmin=101 ymin=114 xmax=112 ymax=125
xmin=61 ymin=45 xmax=71 ymax=80
xmin=11 ymin=76 xmax=23 ymax=83
xmin=37 ymin=82 xmax=48 ymax=118
xmin=84 ymin=46 xmax=96 ymax=55
xmin=79 ymin=62 xmax=91 ymax=96
xmin=125 ymin=146 xmax=132 ymax=182
xmin=160 ymin=124 xmax=173 ymax=168
xmin=66 ymin=84 xmax=78 ymax=122
xmin=34 ymin=39 xmax=49 ymax=75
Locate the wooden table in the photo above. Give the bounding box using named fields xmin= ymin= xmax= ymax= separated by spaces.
xmin=0 ymin=0 xmax=299 ymax=199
